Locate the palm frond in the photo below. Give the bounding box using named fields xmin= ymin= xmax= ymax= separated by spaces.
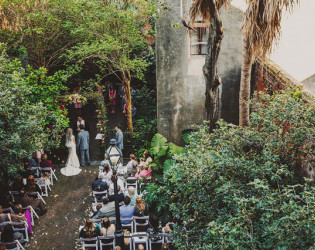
xmin=243 ymin=0 xmax=299 ymax=58
xmin=189 ymin=0 xmax=230 ymax=24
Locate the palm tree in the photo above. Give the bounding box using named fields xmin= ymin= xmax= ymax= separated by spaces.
xmin=189 ymin=0 xmax=230 ymax=132
xmin=239 ymin=0 xmax=299 ymax=126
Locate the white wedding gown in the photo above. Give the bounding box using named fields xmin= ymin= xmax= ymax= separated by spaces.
xmin=61 ymin=135 xmax=82 ymax=176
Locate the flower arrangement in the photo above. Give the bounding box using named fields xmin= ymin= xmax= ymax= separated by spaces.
xmin=66 ymin=94 xmax=87 ymax=105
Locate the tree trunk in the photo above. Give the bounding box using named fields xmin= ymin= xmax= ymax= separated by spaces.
xmin=239 ymin=36 xmax=253 ymax=126
xmin=122 ymin=70 xmax=133 ymax=135
xmin=203 ymin=2 xmax=224 ymax=132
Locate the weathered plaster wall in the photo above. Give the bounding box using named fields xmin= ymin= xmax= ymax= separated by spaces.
xmin=302 ymin=75 xmax=315 ymax=97
xmin=156 ymin=1 xmax=244 ymax=145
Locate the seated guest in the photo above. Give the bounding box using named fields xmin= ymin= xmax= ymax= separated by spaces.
xmin=79 ymin=218 xmax=100 ymax=241
xmin=91 ymin=204 xmax=102 ymax=218
xmin=100 ymin=217 xmax=116 ymax=237
xmin=100 ymin=154 xmax=110 ymax=167
xmin=92 ymin=176 xmax=108 ymax=201
xmin=99 ymin=163 xmax=112 ymax=184
xmin=9 ymin=205 xmax=26 ymax=244
xmin=25 ymin=175 xmax=42 ymax=196
xmin=0 ymin=206 xmax=11 ymax=233
xmin=28 ymin=152 xmax=39 ymax=167
xmin=138 ymin=157 xmax=146 ymax=169
xmin=14 ymin=189 xmax=47 ymax=215
xmin=143 ymin=151 xmax=152 ymax=165
xmin=135 ymin=164 xmax=152 ymax=179
xmin=21 ymin=158 xmax=36 ymax=178
xmin=134 ymin=197 xmax=148 ymax=223
xmin=11 ymin=204 xmax=32 ymax=234
xmin=40 ymin=154 xmax=54 ymax=171
xmin=1 ymin=224 xmax=17 ymax=249
xmin=126 ymin=154 xmax=138 ymax=172
xmin=128 ymin=187 xmax=138 ymax=206
xmin=119 ymin=196 xmax=135 ymax=224
xmin=11 ymin=176 xmax=25 ymax=192
xmin=92 ymin=198 xmax=115 ymax=223
xmin=109 ymin=185 xmax=124 ymax=203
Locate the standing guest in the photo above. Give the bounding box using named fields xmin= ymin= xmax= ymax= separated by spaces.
xmin=115 ymin=125 xmax=124 ymax=163
xmin=130 ymin=86 xmax=137 ymax=104
xmin=77 ymin=125 xmax=90 ymax=167
xmin=100 ymin=217 xmax=116 ymax=237
xmin=121 ymin=93 xmax=126 ymax=112
xmin=119 ymin=196 xmax=135 ymax=224
xmin=79 ymin=218 xmax=100 ymax=240
xmin=40 ymin=154 xmax=54 ymax=171
xmin=132 ymin=104 xmax=137 ymax=122
xmin=109 ymin=85 xmax=117 ymax=114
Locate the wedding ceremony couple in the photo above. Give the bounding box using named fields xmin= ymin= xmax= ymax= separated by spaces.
xmin=60 ymin=122 xmax=90 ymax=176
xmin=61 ymin=120 xmax=124 ymax=176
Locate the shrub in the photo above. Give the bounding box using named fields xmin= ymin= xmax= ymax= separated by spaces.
xmin=154 ymin=89 xmax=315 ymax=249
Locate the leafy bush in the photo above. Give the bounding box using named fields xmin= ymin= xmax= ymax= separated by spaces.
xmin=0 ymin=46 xmax=68 ymax=179
xmin=151 ymin=90 xmax=315 ymax=249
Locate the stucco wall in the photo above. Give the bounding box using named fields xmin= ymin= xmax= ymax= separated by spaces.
xmin=156 ymin=1 xmax=244 ymax=145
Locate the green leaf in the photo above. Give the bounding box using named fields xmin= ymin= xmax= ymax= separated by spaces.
xmin=168 ymin=142 xmax=184 ymax=157
xmin=150 ymin=133 xmax=168 ymax=158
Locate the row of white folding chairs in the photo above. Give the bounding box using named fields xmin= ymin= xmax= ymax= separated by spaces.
xmin=0 ymin=221 xmax=29 ymax=243
xmin=0 ymin=240 xmax=25 ymax=250
xmin=80 ymin=232 xmax=173 ymax=250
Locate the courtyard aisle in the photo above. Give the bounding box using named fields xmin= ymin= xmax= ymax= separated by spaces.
xmin=25 ymin=165 xmax=99 ymax=250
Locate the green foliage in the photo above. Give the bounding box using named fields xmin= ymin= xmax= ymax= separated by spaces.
xmin=149 ymin=133 xmax=184 ymax=174
xmin=0 ymin=48 xmax=68 ymax=179
xmin=149 ymin=89 xmax=315 ymax=249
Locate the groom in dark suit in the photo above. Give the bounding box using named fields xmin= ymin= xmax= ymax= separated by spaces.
xmin=77 ymin=125 xmax=90 ymax=167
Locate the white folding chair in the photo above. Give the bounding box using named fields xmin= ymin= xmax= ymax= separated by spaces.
xmin=40 ymin=168 xmax=58 ymax=185
xmin=11 ymin=221 xmax=29 ymax=243
xmin=132 ymin=232 xmax=149 ymax=250
xmin=26 ymin=191 xmax=46 ymax=204
xmin=22 ymin=205 xmax=38 ymax=226
xmin=92 ymin=190 xmax=108 ymax=203
xmin=2 ymin=207 xmax=14 ymax=214
xmin=80 ymin=237 xmax=99 ymax=250
xmin=126 ymin=177 xmax=138 ymax=191
xmin=1 ymin=240 xmax=24 ymax=250
xmin=134 ymin=216 xmax=149 ymax=232
xmin=139 ymin=177 xmax=151 ymax=190
xmin=9 ymin=191 xmax=19 ymax=200
xmin=121 ymin=217 xmax=134 ymax=233
xmin=35 ymin=178 xmax=50 ymax=196
xmin=149 ymin=233 xmax=165 ymax=250
xmin=98 ymin=235 xmax=115 ymax=250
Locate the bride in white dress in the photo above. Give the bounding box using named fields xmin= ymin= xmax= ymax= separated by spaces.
xmin=61 ymin=128 xmax=82 ymax=176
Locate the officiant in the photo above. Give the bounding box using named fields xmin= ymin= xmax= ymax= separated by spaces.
xmin=74 ymin=116 xmax=89 ymax=133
